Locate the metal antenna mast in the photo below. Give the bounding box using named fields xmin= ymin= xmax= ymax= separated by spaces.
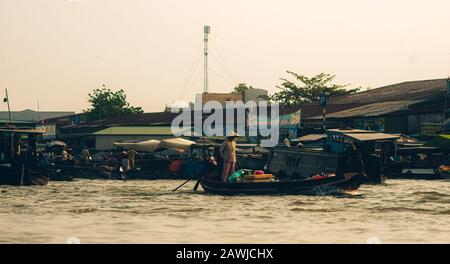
xmin=203 ymin=25 xmax=210 ymax=94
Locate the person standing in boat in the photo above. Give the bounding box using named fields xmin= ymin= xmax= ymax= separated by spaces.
xmin=80 ymin=146 xmax=90 ymax=167
xmin=220 ymin=131 xmax=238 ymax=182
xmin=127 ymin=147 xmax=137 ymax=170
xmin=204 ymin=147 xmax=218 ymax=179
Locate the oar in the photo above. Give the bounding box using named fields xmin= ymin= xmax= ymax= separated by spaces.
xmin=172 ymin=179 xmax=191 ymax=192
xmin=193 ymin=176 xmax=201 ymax=191
xmin=194 ymin=136 xmax=207 ymax=191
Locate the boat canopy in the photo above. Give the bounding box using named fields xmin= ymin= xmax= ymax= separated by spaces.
xmin=160 ymin=138 xmax=196 ymax=149
xmin=293 ymin=134 xmax=326 ymax=142
xmin=113 ymin=137 xmax=196 ymax=152
xmin=344 ymin=132 xmax=400 ymax=142
xmin=48 ymin=141 xmax=67 ymax=148
xmin=113 ymin=140 xmax=162 ymax=152
xmin=425 ymin=134 xmax=450 ymax=150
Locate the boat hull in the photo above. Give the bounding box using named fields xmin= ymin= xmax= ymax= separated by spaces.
xmin=0 ymin=169 xmax=49 ymax=186
xmin=200 ymin=173 xmax=365 ymax=196
xmin=435 ymin=167 xmax=450 ymax=180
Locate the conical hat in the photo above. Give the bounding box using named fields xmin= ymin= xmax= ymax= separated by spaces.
xmin=226 ymin=131 xmax=239 ymax=137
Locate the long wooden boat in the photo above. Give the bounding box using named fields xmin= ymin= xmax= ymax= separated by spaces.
xmin=200 ymin=173 xmax=365 ymax=196
xmin=0 ymin=128 xmax=49 ymax=186
xmin=49 ymin=164 xmax=112 ymax=180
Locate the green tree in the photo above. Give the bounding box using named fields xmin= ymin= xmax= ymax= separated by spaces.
xmin=265 ymin=71 xmax=360 ymax=106
xmin=85 ymin=86 xmax=143 ymax=121
xmin=233 ymin=83 xmax=254 ymax=94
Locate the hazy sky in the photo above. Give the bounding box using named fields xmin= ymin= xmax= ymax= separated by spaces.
xmin=0 ymin=0 xmax=449 ymax=113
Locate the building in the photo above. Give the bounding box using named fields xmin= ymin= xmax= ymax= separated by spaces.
xmin=197 ymin=89 xmax=268 ymax=106
xmin=85 ymin=126 xmax=181 ymax=150
xmin=304 ymin=78 xmax=449 ymax=135
xmin=57 ymin=112 xmax=182 ymax=150
xmin=0 ymin=110 xmax=75 ymax=136
xmin=38 ymin=113 xmax=87 ymax=140
xmin=199 ymin=92 xmax=243 ymax=106
xmin=0 ymin=109 xmax=75 ymax=123
xmin=242 ymin=88 xmax=269 ymax=103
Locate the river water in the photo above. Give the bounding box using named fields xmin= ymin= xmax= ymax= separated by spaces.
xmin=0 ymin=179 xmax=449 ymax=243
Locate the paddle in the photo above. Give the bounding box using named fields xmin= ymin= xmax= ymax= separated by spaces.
xmin=172 ymin=179 xmax=191 ymax=192
xmin=193 ymin=136 xmax=207 ymax=191
xmin=193 ymin=176 xmax=201 ymax=191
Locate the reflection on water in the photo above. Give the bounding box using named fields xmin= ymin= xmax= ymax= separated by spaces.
xmin=0 ymin=179 xmax=449 ymax=243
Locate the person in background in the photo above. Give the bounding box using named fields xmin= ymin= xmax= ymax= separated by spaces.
xmin=0 ymin=138 xmax=7 ymax=162
xmin=283 ymin=138 xmax=291 ymax=148
xmin=127 ymin=147 xmax=137 ymax=170
xmin=205 ymin=146 xmax=218 ymax=179
xmin=220 ymin=131 xmax=238 ymax=182
xmin=120 ymin=151 xmax=129 ymax=171
xmin=80 ymin=146 xmax=90 ymax=167
xmin=61 ymin=149 xmax=69 ymax=161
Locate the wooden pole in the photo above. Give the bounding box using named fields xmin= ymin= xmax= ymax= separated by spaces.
xmin=5 ymin=89 xmax=12 ymax=125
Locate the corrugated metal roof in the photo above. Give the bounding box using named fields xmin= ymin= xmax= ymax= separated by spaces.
xmin=327 ymin=129 xmax=373 ymax=133
xmin=0 ymin=128 xmax=45 ymax=134
xmin=308 ymin=100 xmax=419 ymax=120
xmin=94 ymin=126 xmax=179 ymax=136
xmin=329 ymin=78 xmax=447 ymax=105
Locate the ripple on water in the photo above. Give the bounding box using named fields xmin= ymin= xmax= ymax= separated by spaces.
xmin=0 ymin=179 xmax=450 ymax=243
xmin=67 ymin=208 xmax=98 ymax=214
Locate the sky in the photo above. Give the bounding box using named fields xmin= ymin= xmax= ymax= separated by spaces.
xmin=0 ymin=0 xmax=449 ymax=113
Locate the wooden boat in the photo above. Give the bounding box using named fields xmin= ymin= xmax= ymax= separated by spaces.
xmin=200 ymin=173 xmax=365 ymax=196
xmin=267 ymin=130 xmax=400 ymax=185
xmin=387 ymin=146 xmax=450 ymax=180
xmin=0 ymin=128 xmax=49 ymax=186
xmin=50 ymin=164 xmax=114 ymax=180
xmin=435 ymin=165 xmax=450 ymax=180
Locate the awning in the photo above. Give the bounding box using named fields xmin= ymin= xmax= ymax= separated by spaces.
xmin=425 ymin=134 xmax=450 ymax=149
xmin=293 ymin=134 xmax=326 ymax=142
xmin=113 ymin=140 xmax=162 ymax=152
xmin=344 ymin=132 xmax=400 ymax=142
xmin=160 ymin=138 xmax=196 ymax=149
xmin=48 ymin=141 xmax=67 ymax=148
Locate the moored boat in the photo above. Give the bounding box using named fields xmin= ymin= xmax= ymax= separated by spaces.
xmin=0 ymin=128 xmax=49 ymax=186
xmin=387 ymin=146 xmax=450 ymax=180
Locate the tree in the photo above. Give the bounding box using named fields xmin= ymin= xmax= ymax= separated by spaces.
xmin=232 ymin=83 xmax=254 ymax=94
xmin=265 ymin=71 xmax=360 ymax=106
xmin=85 ymin=86 xmax=143 ymax=121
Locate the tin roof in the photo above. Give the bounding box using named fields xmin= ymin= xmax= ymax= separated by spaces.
xmin=329 ymin=78 xmax=447 ymax=105
xmin=93 ymin=126 xmax=189 ymax=136
xmin=0 ymin=128 xmax=45 ymax=134
xmin=327 ymin=128 xmax=373 ymax=133
xmin=308 ymin=100 xmax=419 ymax=120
